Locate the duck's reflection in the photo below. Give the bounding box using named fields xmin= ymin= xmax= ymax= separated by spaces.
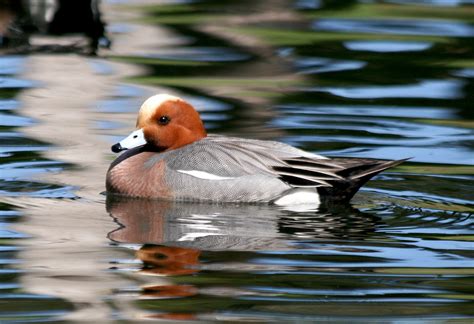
xmin=106 ymin=196 xmax=380 ymax=318
xmin=138 ymin=245 xmax=200 ymax=276
xmin=107 ymin=195 xmax=380 ymax=257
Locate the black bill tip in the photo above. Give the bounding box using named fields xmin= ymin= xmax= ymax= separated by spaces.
xmin=111 ymin=143 xmax=125 ymax=153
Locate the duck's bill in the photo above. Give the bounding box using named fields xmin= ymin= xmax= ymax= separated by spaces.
xmin=111 ymin=129 xmax=147 ymax=153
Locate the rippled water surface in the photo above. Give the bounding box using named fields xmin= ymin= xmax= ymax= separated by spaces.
xmin=0 ymin=0 xmax=473 ymax=322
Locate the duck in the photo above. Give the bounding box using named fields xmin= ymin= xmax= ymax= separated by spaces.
xmin=106 ymin=94 xmax=406 ymax=205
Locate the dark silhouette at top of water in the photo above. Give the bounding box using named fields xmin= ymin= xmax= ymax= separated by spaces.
xmin=0 ymin=0 xmax=110 ymax=55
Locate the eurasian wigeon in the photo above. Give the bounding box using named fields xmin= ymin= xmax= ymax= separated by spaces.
xmin=106 ymin=94 xmax=406 ymax=205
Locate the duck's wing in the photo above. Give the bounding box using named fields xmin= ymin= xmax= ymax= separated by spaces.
xmin=159 ymin=136 xmax=341 ymax=187
xmin=280 ymin=156 xmax=407 ymax=183
xmin=206 ymin=134 xmax=327 ymax=160
xmin=159 ymin=136 xmax=341 ymax=188
xmin=145 ymin=138 xmax=296 ymax=202
xmin=157 ymin=137 xmax=287 ymax=177
xmin=156 ymin=136 xmax=407 ymax=196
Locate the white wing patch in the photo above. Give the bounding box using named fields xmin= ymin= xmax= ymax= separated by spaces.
xmin=177 ymin=170 xmax=236 ymax=180
xmin=300 ymin=151 xmax=328 ymax=159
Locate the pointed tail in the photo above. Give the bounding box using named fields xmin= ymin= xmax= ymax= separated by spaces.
xmin=318 ymin=157 xmax=409 ymax=203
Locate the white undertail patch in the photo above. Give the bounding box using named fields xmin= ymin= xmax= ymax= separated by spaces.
xmin=274 ymin=189 xmax=320 ymax=206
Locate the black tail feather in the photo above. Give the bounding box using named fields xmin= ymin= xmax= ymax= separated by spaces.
xmin=318 ymin=158 xmax=408 ymax=203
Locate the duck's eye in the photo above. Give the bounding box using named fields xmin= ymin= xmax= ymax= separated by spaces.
xmin=158 ymin=115 xmax=170 ymax=125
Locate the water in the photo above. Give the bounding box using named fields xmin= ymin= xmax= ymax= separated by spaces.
xmin=1 ymin=0 xmax=473 ymax=322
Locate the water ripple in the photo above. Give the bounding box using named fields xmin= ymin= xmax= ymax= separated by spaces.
xmin=295 ymin=57 xmax=366 ymax=74
xmin=386 ymin=0 xmax=474 ymax=6
xmin=277 ymin=105 xmax=456 ymax=119
xmin=0 ymin=77 xmax=34 ymax=89
xmin=0 ymin=56 xmax=24 ymax=75
xmin=307 ymin=79 xmax=464 ymax=99
xmin=312 ymin=18 xmax=474 ymax=37
xmin=144 ymin=47 xmax=251 ymax=63
xmin=344 ymin=40 xmax=433 ymax=52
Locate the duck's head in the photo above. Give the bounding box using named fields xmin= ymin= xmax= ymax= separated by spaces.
xmin=111 ymin=94 xmax=207 ymax=153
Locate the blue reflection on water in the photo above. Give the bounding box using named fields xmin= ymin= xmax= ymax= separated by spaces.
xmin=307 ymin=79 xmax=464 ymax=99
xmin=325 ymin=146 xmax=474 ymax=165
xmin=256 ymin=243 xmax=474 ymax=268
xmin=296 ymin=0 xmax=322 ymax=9
xmin=344 ymin=40 xmax=432 ymax=52
xmin=0 ymin=113 xmax=34 ymax=127
xmin=313 ymin=18 xmax=474 ymax=37
xmin=453 ymin=68 xmax=474 ymax=78
xmin=0 ymin=57 xmax=25 ymax=75
xmin=277 ymin=105 xmax=455 ymax=119
xmin=0 ymin=77 xmax=34 ymax=89
xmin=112 ymin=84 xmax=148 ymax=98
xmin=186 ymin=95 xmax=233 ymax=112
xmin=295 ymin=57 xmax=366 ymax=74
xmin=0 ymin=99 xmax=18 ymax=110
xmin=145 ymin=47 xmax=251 ymax=63
xmin=362 ymin=187 xmax=474 ymax=205
xmin=0 ymin=186 xmax=77 ymax=199
xmin=97 ymin=98 xmax=142 ymax=113
xmin=0 ymin=161 xmax=65 ymax=179
xmin=88 ymin=59 xmax=115 ymax=75
xmin=247 ymin=286 xmax=445 ymax=296
xmin=386 ymin=0 xmax=474 ymax=6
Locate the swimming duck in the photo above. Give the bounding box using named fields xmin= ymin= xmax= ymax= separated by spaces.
xmin=106 ymin=94 xmax=405 ymax=205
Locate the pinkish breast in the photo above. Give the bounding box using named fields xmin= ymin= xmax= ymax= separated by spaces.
xmin=106 ymin=152 xmax=172 ymax=199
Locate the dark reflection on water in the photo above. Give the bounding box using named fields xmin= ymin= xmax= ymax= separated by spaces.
xmin=0 ymin=0 xmax=109 ymax=54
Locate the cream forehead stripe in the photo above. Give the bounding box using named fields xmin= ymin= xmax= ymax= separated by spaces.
xmin=136 ymin=94 xmax=181 ymax=127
